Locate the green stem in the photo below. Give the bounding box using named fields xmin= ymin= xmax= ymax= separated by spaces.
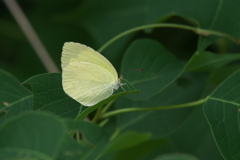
xmin=102 ymin=97 xmax=208 ymax=119
xmin=92 ymin=100 xmax=114 ymax=123
xmin=98 ymin=118 xmax=109 ymax=127
xmin=92 ymin=106 xmax=102 ymax=123
xmin=98 ymin=23 xmax=240 ymax=53
xmin=76 ymin=131 xmax=81 ymax=143
xmin=101 ymin=100 xmax=114 ymax=114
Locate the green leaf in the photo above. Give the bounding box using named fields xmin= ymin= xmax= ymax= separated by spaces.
xmin=107 ymin=139 xmax=172 ymax=160
xmin=98 ymin=131 xmax=151 ymax=159
xmin=204 ymin=69 xmax=240 ymax=160
xmin=104 ymin=131 xmax=151 ymax=153
xmin=23 ymin=73 xmax=80 ymax=118
xmin=121 ymin=39 xmax=185 ymax=100
xmin=154 ymin=153 xmax=199 ymax=160
xmin=0 ymin=69 xmax=32 ymax=124
xmin=169 ymin=106 xmax=223 ymax=159
xmin=116 ymin=72 xmax=208 ymax=139
xmin=186 ymin=51 xmax=240 ymax=72
xmin=0 ymin=111 xmax=98 ymax=160
xmin=0 ymin=111 xmax=66 ymax=159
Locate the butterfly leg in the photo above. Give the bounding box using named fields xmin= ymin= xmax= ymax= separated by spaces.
xmin=120 ymin=83 xmax=129 ymax=91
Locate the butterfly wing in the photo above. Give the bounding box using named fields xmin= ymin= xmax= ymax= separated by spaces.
xmin=62 ymin=61 xmax=118 ymax=106
xmin=61 ymin=42 xmax=119 ymax=106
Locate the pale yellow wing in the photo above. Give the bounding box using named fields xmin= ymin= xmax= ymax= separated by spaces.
xmin=61 ymin=42 xmax=118 ymax=80
xmin=62 ymin=61 xmax=119 ymax=106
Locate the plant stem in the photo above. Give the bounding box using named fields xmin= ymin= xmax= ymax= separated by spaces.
xmin=98 ymin=23 xmax=239 ymax=53
xmin=92 ymin=106 xmax=102 ymax=123
xmin=92 ymin=100 xmax=114 ymax=123
xmin=101 ymin=100 xmax=114 ymax=114
xmin=98 ymin=118 xmax=109 ymax=127
xmin=102 ymin=97 xmax=209 ymax=119
xmin=76 ymin=131 xmax=81 ymax=143
xmin=3 ymin=0 xmax=59 ymax=72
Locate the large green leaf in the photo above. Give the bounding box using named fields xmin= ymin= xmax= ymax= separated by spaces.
xmin=0 ymin=69 xmax=32 ymax=124
xmin=204 ymin=69 xmax=240 ymax=160
xmin=107 ymin=139 xmax=172 ymax=160
xmin=0 ymin=111 xmax=66 ymax=159
xmin=116 ymin=72 xmax=208 ymax=139
xmin=0 ymin=111 xmax=106 ymax=160
xmin=23 ymin=73 xmax=80 ymax=118
xmin=144 ymin=0 xmax=240 ymax=50
xmin=121 ymin=39 xmax=185 ymax=100
xmin=169 ymin=106 xmax=223 ymax=159
xmin=97 ymin=131 xmax=151 ymax=159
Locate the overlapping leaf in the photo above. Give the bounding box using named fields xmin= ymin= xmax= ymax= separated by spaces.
xmin=121 ymin=39 xmax=185 ymax=100
xmin=0 ymin=69 xmax=32 ymax=124
xmin=0 ymin=112 xmax=66 ymax=159
xmin=204 ymin=69 xmax=240 ymax=160
xmin=23 ymin=73 xmax=80 ymax=118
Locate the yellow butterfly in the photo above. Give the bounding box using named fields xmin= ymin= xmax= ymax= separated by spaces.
xmin=61 ymin=42 xmax=120 ymax=106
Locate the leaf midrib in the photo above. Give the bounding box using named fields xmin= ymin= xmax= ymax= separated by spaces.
xmin=209 ymin=97 xmax=240 ymax=106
